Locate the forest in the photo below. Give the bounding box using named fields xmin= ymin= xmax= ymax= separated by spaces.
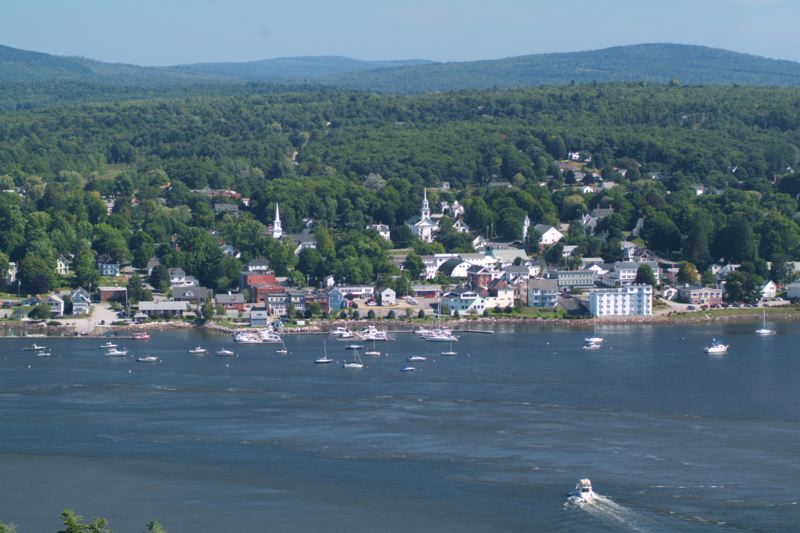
xmin=0 ymin=83 xmax=799 ymax=298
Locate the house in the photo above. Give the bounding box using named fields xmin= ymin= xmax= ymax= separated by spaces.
xmin=220 ymin=244 xmax=237 ymax=257
xmin=47 ymin=294 xmax=64 ymax=317
xmin=172 ymin=286 xmax=213 ymax=305
xmin=487 ymin=247 xmax=528 ymax=267
xmin=6 ymin=261 xmax=17 ymax=284
xmin=467 ymin=265 xmax=493 ymax=290
xmin=761 ymin=280 xmax=777 ymax=300
xmin=327 ymin=288 xmax=347 ymax=312
xmin=97 ymin=286 xmax=127 ymax=303
xmin=441 ymin=287 xmax=493 ymax=315
xmin=501 ymin=265 xmax=531 ymax=284
xmin=71 ymin=287 xmax=92 ymax=315
xmin=452 ymin=219 xmax=470 ymax=234
xmin=787 ymin=281 xmax=800 ymax=300
xmin=411 ymin=284 xmax=441 ymax=299
xmin=97 ymin=255 xmax=120 ymax=277
xmin=546 ymin=270 xmax=597 ymax=289
xmin=247 ymin=259 xmax=272 ymax=273
xmin=488 ymin=280 xmax=515 ymax=309
xmin=250 ymin=307 xmax=269 ymax=327
xmin=138 ymin=300 xmax=192 ymax=318
xmin=378 ymin=287 xmax=396 ymax=306
xmin=168 ymin=268 xmax=188 ymax=286
xmin=334 ymin=286 xmax=375 ymax=299
xmin=284 ymin=233 xmax=317 ymax=255
xmin=56 ymin=255 xmax=70 ymax=276
xmin=240 ymin=272 xmax=278 ymax=294
xmin=534 ymin=224 xmax=564 ymax=247
xmin=527 ymin=279 xmax=559 ymax=308
xmin=214 ymin=293 xmax=246 ymax=312
xmin=677 ymin=285 xmax=724 ymax=305
xmin=589 ymin=285 xmax=653 ymax=317
xmin=213 ymin=203 xmax=240 ymax=216
xmin=367 ymin=224 xmax=391 ymax=241
xmin=146 ymin=257 xmax=161 ymax=277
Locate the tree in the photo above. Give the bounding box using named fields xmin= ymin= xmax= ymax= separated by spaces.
xmin=147 ymin=520 xmax=168 ymax=533
xmin=18 ymin=255 xmax=53 ymax=294
xmin=126 ymin=274 xmax=151 ymax=304
xmin=0 ymin=521 xmax=17 ymax=533
xmin=635 ymin=264 xmax=657 ymax=286
xmin=149 ymin=264 xmax=170 ymax=294
xmin=417 ymin=309 xmax=425 ymax=319
xmin=543 ymin=242 xmax=564 ymax=266
xmin=367 ymin=309 xmax=376 ymax=319
xmin=677 ymin=262 xmax=700 ymax=285
xmin=73 ymin=241 xmax=99 ymax=290
xmin=201 ymin=298 xmax=215 ymax=321
xmin=402 ymin=252 xmax=425 ymax=279
xmin=59 ymin=509 xmax=112 ymax=533
xmin=642 ymin=212 xmax=681 ymax=254
xmin=723 ymin=271 xmax=763 ymax=304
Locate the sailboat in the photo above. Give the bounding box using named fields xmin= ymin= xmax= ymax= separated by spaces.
xmin=342 ymin=347 xmax=364 ymax=369
xmin=584 ymin=319 xmax=604 ymax=345
xmin=441 ymin=341 xmax=457 ymax=356
xmin=315 ymin=341 xmax=333 ymax=364
xmin=276 ymin=340 xmax=288 ymax=354
xmin=755 ymin=308 xmax=776 ymax=335
xmin=364 ymin=338 xmax=381 ymax=357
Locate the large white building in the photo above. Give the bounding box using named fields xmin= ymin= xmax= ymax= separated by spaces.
xmin=589 ymin=284 xmax=653 ymax=317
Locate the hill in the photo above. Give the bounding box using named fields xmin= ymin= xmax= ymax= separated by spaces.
xmin=320 ymin=44 xmax=800 ymax=92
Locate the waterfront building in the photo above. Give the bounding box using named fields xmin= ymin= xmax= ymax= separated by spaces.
xmin=589 ymin=284 xmax=652 ymax=317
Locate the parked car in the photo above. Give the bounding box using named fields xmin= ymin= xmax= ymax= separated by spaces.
xmin=687 ymin=305 xmax=696 ymax=311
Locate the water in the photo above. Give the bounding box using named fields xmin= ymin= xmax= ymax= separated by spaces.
xmin=1 ymin=322 xmax=799 ymax=532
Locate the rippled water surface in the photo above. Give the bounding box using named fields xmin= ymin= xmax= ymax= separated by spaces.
xmin=1 ymin=321 xmax=799 ymax=531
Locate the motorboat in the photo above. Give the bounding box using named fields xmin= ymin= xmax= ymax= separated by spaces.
xmin=344 ymin=344 xmax=364 ymax=350
xmin=582 ymin=343 xmax=601 ymax=351
xmin=233 ymin=331 xmax=262 ymax=343
xmin=132 ymin=332 xmax=150 ymax=340
xmin=755 ymin=309 xmax=775 ymax=336
xmin=35 ymin=350 xmax=52 ymax=357
xmin=100 ymin=341 xmax=118 ymax=349
xmin=584 ymin=336 xmax=604 ymax=344
xmin=105 ymin=347 xmax=128 ymax=356
xmin=23 ymin=343 xmax=47 ymax=351
xmin=329 ymin=326 xmax=357 ymax=339
xmin=703 ymin=339 xmax=729 ymax=354
xmin=187 ymin=346 xmax=208 ymax=354
xmin=401 ymin=366 xmax=416 ymax=372
xmin=407 ymin=355 xmax=427 ymax=362
xmin=424 ymin=329 xmax=459 ymax=342
xmin=216 ymin=348 xmax=236 ymax=357
xmin=359 ymin=325 xmax=394 ymax=341
xmin=572 ymin=478 xmax=595 ymax=502
xmin=257 ymin=329 xmax=283 ymax=344
xmin=136 ymin=355 xmax=159 ymax=363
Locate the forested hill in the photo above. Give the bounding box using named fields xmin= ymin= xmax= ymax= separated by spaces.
xmin=322 ymin=44 xmax=800 ymax=92
xmin=3 ymin=43 xmax=800 ymax=96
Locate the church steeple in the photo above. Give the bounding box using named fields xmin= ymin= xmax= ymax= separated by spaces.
xmin=522 ymin=214 xmax=531 ymax=242
xmin=272 ymin=202 xmax=283 ymax=239
xmin=421 ymin=188 xmax=430 ymax=220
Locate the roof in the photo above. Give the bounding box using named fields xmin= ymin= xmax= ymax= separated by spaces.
xmin=533 ymin=224 xmax=557 ymax=234
xmin=528 ymin=279 xmax=559 ymax=290
xmin=138 ymin=301 xmax=192 ymax=312
xmin=98 ymin=286 xmax=127 ymax=292
xmin=215 ymin=293 xmax=245 ymax=304
xmin=439 ymin=258 xmax=468 ymax=276
xmin=172 ymin=286 xmax=212 ymax=300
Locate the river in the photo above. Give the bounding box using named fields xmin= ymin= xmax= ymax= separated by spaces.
xmin=1 ymin=321 xmax=798 ymax=531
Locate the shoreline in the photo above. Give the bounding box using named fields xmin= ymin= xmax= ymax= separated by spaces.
xmin=3 ymin=306 xmax=798 ymax=337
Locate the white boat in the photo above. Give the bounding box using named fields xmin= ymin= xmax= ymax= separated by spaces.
xmin=35 ymin=350 xmax=52 ymax=357
xmin=345 ymin=344 xmax=364 ymax=350
xmin=704 ymin=339 xmax=729 ymax=354
xmin=315 ymin=341 xmax=333 ymax=364
xmin=258 ymin=329 xmax=283 ymax=344
xmin=216 ymin=348 xmax=236 ymax=357
xmin=441 ymin=341 xmax=457 ymax=356
xmin=233 ymin=331 xmax=262 ymax=343
xmin=401 ymin=366 xmax=416 ymax=372
xmin=583 ymin=343 xmax=601 ymax=351
xmin=407 ymin=355 xmax=427 ymax=362
xmin=585 ymin=320 xmax=604 ymax=344
xmin=572 ymin=478 xmax=595 ymax=502
xmin=132 ymin=332 xmax=150 ymax=340
xmin=755 ymin=308 xmax=775 ymax=336
xmin=100 ymin=341 xmax=118 ymax=349
xmin=105 ymin=348 xmax=128 ymax=356
xmin=359 ymin=325 xmax=394 ymax=341
xmin=425 ymin=328 xmax=459 ymax=342
xmin=23 ymin=343 xmax=46 ymax=351
xmin=343 ymin=348 xmax=364 ymax=369
xmin=364 ymin=339 xmax=381 ymax=357
xmin=187 ymin=346 xmax=208 ymax=354
xmin=276 ymin=342 xmax=288 ymax=355
xmin=136 ymin=355 xmax=159 ymax=363
xmin=329 ymin=326 xmax=357 ymax=339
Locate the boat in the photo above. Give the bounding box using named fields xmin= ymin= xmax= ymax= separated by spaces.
xmin=257 ymin=329 xmax=283 ymax=344
xmin=315 ymin=341 xmax=333 ymax=364
xmin=105 ymin=348 xmax=128 ymax=356
xmin=233 ymin=331 xmax=262 ymax=343
xmin=585 ymin=320 xmax=604 ymax=344
xmin=441 ymin=341 xmax=457 ymax=356
xmin=572 ymin=478 xmax=595 ymax=502
xmin=407 ymin=355 xmax=427 ymax=362
xmin=276 ymin=341 xmax=288 ymax=355
xmin=703 ymin=338 xmax=729 ymax=354
xmin=755 ymin=308 xmax=775 ymax=336
xmin=359 ymin=325 xmax=394 ymax=341
xmin=100 ymin=341 xmax=118 ymax=349
xmin=582 ymin=343 xmax=601 ymax=351
xmin=425 ymin=328 xmax=459 ymax=342
xmin=364 ymin=339 xmax=381 ymax=357
xmin=187 ymin=346 xmax=208 ymax=354
xmin=329 ymin=326 xmax=358 ymax=339
xmin=132 ymin=332 xmax=150 ymax=340
xmin=342 ymin=348 xmax=364 ymax=369
xmin=136 ymin=355 xmax=159 ymax=363
xmin=400 ymin=366 xmax=416 ymax=372
xmin=35 ymin=350 xmax=52 ymax=357
xmin=23 ymin=343 xmax=46 ymax=351
xmin=344 ymin=344 xmax=364 ymax=350
xmin=216 ymin=348 xmax=236 ymax=357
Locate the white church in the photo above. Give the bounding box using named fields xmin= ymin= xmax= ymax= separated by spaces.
xmin=405 ymin=189 xmax=439 ymax=243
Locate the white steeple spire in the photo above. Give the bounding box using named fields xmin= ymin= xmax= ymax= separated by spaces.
xmin=272 ymin=202 xmax=283 ymax=239
xmin=421 ymin=188 xmax=430 ymax=219
xmin=522 ymin=214 xmax=531 ymax=242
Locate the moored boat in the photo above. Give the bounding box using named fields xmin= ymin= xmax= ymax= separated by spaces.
xmin=136 ymin=355 xmax=159 ymax=363
xmin=132 ymin=332 xmax=150 ymax=340
xmin=400 ymin=366 xmax=416 ymax=372
xmin=407 ymin=355 xmax=427 ymax=362
xmin=105 ymin=347 xmax=128 ymax=356
xmin=216 ymin=348 xmax=236 ymax=357
xmin=100 ymin=341 xmax=118 ymax=349
xmin=704 ymin=338 xmax=729 ymax=354
xmin=188 ymin=346 xmax=208 ymax=354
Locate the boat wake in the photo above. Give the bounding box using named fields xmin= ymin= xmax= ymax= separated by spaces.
xmin=564 ymin=493 xmax=648 ymax=531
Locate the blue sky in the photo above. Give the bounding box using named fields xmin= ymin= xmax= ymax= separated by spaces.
xmin=2 ymin=0 xmax=798 ymax=65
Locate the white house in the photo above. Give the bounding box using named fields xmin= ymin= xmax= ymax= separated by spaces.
xmin=761 ymin=280 xmax=777 ymax=300
xmin=56 ymin=255 xmax=70 ymax=276
xmin=367 ymin=224 xmax=391 ymax=241
xmin=441 ymin=287 xmax=495 ymax=315
xmin=453 ymin=219 xmax=470 ymax=234
xmin=47 ymin=294 xmax=65 ymax=317
xmin=787 ymin=281 xmax=800 ymax=300
xmin=378 ymin=287 xmax=396 ymax=306
xmin=533 ymin=224 xmax=564 ymax=247
xmin=589 ymin=285 xmax=653 ymax=317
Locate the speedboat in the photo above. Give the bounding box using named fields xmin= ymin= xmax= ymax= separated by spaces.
xmin=233 ymin=331 xmax=262 ymax=343
xmin=572 ymin=478 xmax=595 ymax=502
xmin=703 ymin=339 xmax=729 ymax=354
xmin=216 ymin=348 xmax=236 ymax=356
xmin=407 ymin=355 xmax=427 ymax=362
xmin=136 ymin=355 xmax=159 ymax=363
xmin=187 ymin=346 xmax=208 ymax=354
xmin=401 ymin=366 xmax=416 ymax=372
xmin=105 ymin=347 xmax=128 ymax=356
xmin=359 ymin=325 xmax=394 ymax=341
xmin=35 ymin=350 xmax=52 ymax=357
xmin=584 ymin=336 xmax=604 ymax=344
xmin=132 ymin=332 xmax=150 ymax=340
xmin=100 ymin=341 xmax=118 ymax=349
xmin=424 ymin=329 xmax=459 ymax=342
xmin=329 ymin=326 xmax=357 ymax=339
xmin=582 ymin=343 xmax=601 ymax=350
xmin=23 ymin=343 xmax=47 ymax=351
xmin=258 ymin=329 xmax=283 ymax=344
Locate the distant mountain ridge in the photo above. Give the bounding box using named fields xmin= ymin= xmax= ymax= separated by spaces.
xmin=2 ymin=43 xmax=800 ymax=95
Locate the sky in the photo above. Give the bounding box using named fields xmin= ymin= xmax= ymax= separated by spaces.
xmin=2 ymin=0 xmax=799 ymax=66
